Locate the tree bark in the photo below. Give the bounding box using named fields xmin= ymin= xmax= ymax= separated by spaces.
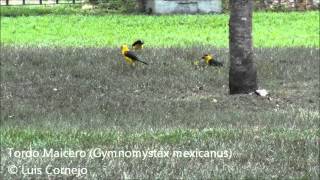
xmin=229 ymin=0 xmax=258 ymax=94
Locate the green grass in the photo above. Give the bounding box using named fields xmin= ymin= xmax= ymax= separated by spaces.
xmin=1 ymin=127 xmax=318 ymax=149
xmin=1 ymin=46 xmax=319 ymax=178
xmin=1 ymin=127 xmax=319 ymax=179
xmin=1 ymin=10 xmax=319 ymax=178
xmin=1 ymin=11 xmax=319 ymax=47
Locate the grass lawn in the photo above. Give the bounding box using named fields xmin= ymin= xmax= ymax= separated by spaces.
xmin=1 ymin=46 xmax=319 ymax=178
xmin=1 ymin=11 xmax=319 ymax=47
xmin=1 ymin=7 xmax=319 ymax=179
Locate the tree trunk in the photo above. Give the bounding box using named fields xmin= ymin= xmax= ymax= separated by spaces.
xmin=229 ymin=0 xmax=258 ymax=94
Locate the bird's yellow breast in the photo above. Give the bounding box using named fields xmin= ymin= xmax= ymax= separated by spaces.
xmin=203 ymin=55 xmax=214 ymax=64
xmin=124 ymin=56 xmax=134 ymax=64
xmin=121 ymin=44 xmax=134 ymax=65
xmin=121 ymin=45 xmax=129 ymax=55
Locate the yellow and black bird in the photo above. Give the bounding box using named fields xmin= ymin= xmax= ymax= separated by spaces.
xmin=132 ymin=40 xmax=144 ymax=50
xmin=120 ymin=44 xmax=148 ymax=65
xmin=201 ymin=54 xmax=223 ymax=67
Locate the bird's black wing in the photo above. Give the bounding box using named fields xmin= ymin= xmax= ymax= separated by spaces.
xmin=125 ymin=51 xmax=148 ymax=65
xmin=212 ymin=60 xmax=223 ymax=67
xmin=208 ymin=58 xmax=223 ymax=67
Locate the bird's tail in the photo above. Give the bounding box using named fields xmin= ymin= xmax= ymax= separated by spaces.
xmin=136 ymin=59 xmax=148 ymax=65
xmin=217 ymin=61 xmax=223 ymax=67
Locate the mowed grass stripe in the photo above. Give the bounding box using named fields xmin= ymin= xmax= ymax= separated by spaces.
xmin=1 ymin=11 xmax=319 ymax=47
xmin=1 ymin=128 xmax=318 ymax=149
